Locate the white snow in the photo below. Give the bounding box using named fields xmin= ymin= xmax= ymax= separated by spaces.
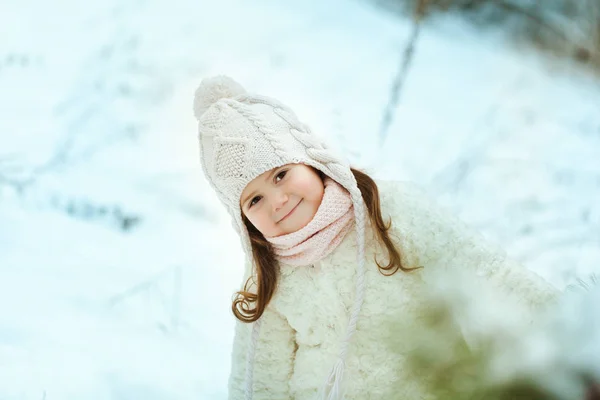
xmin=1 ymin=0 xmax=598 ymax=398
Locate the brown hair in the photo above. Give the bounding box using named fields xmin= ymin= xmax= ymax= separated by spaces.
xmin=232 ymin=167 xmax=417 ymax=323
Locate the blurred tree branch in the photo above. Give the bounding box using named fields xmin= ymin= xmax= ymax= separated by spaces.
xmin=373 ymin=0 xmax=600 ymax=71
xmin=0 ymin=131 xmax=77 ymax=194
xmin=376 ymin=0 xmax=599 ymax=162
xmin=0 ymin=154 xmax=33 ymax=193
xmin=379 ymin=0 xmax=429 ymax=145
xmin=494 ymin=0 xmax=598 ymax=63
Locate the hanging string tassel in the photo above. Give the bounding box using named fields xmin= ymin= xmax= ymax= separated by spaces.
xmin=318 ymin=358 xmax=346 ymax=400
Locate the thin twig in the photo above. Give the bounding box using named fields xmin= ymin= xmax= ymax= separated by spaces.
xmin=378 ymin=0 xmax=429 ymax=145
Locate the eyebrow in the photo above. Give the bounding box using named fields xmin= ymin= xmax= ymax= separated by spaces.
xmin=241 ymin=168 xmax=279 ymax=208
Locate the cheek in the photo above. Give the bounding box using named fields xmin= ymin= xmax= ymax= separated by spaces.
xmin=246 ymin=210 xmax=274 ymax=233
xmin=247 ymin=212 xmax=264 ymax=227
xmin=315 ymin=182 xmax=325 ymax=201
xmin=309 ymin=183 xmax=325 ymax=203
xmin=296 ymin=179 xmax=324 ymax=202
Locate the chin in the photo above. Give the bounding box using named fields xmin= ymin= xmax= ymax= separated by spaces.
xmin=293 ymin=215 xmax=312 ymax=231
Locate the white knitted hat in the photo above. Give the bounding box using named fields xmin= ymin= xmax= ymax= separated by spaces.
xmin=193 ymin=76 xmax=367 ymax=400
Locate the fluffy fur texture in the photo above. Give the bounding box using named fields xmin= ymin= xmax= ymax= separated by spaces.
xmin=227 ymin=180 xmax=558 ymax=399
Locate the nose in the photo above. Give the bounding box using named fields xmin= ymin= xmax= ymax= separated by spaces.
xmin=272 ymin=190 xmax=289 ymax=212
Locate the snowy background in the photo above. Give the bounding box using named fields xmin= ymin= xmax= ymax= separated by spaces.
xmin=1 ymin=0 xmax=599 ymax=398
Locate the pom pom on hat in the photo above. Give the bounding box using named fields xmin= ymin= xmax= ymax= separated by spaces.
xmin=193 ymin=75 xmax=247 ymax=120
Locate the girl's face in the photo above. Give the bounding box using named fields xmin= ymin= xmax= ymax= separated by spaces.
xmin=240 ymin=163 xmax=325 ymax=238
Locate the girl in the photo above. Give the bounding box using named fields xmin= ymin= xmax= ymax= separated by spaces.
xmin=193 ymin=76 xmax=558 ymax=400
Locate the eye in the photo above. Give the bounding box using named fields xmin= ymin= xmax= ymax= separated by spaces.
xmin=275 ymin=170 xmax=287 ymax=182
xmin=249 ymin=196 xmax=261 ymax=208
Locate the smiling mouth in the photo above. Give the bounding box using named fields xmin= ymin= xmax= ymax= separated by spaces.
xmin=279 ymin=200 xmax=302 ymax=223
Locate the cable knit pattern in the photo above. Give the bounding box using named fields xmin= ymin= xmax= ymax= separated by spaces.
xmin=227 ymin=180 xmax=559 ymax=400
xmin=266 ymin=177 xmax=354 ymax=266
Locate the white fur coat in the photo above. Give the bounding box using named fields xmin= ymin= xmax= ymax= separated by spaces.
xmin=227 ymin=180 xmax=558 ymax=399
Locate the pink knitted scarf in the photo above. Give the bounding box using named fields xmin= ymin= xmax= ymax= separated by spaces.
xmin=265 ymin=177 xmax=355 ymax=266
